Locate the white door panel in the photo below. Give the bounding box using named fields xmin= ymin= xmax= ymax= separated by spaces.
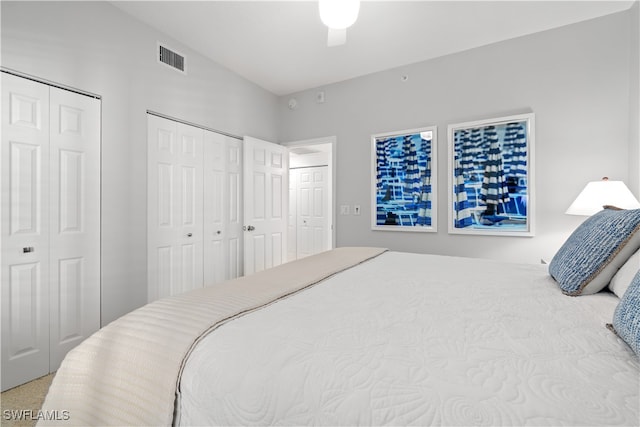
xmin=48 ymin=86 xmax=100 ymax=369
xmin=204 ymin=131 xmax=242 ymax=286
xmin=287 ymin=171 xmax=297 ymax=261
xmin=151 ymin=118 xmax=242 ymax=299
xmin=2 ymin=75 xmax=51 ymax=390
xmin=243 ymin=136 xmax=288 ymax=275
xmin=177 ymin=124 xmax=204 ymax=295
xmin=2 ymin=74 xmax=100 ymax=391
xmin=296 ymin=166 xmax=329 ymax=259
xmin=227 ymin=139 xmax=243 ymax=280
xmin=148 ymin=116 xmax=203 ymax=301
xmin=148 ymin=116 xmax=176 ymax=301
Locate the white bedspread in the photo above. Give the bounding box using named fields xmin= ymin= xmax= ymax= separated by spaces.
xmin=39 ymin=247 xmax=386 ymax=426
xmin=179 ymin=252 xmax=639 ymax=426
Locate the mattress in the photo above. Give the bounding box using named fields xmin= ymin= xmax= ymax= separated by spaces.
xmin=178 ymin=251 xmax=639 ymax=426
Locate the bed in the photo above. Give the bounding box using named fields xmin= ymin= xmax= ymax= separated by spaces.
xmin=40 ymin=208 xmax=640 ymax=426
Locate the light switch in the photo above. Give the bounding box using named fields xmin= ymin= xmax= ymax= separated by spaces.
xmin=354 ymin=205 xmax=361 ymax=215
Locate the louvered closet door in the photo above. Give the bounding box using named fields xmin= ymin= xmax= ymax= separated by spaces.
xmin=203 ymin=131 xmax=242 ymax=285
xmin=1 ymin=74 xmax=51 ymax=390
xmin=148 ymin=115 xmax=204 ymax=301
xmin=48 ymin=86 xmax=101 ymax=369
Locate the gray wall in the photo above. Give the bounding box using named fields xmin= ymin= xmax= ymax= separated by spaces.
xmin=629 ymin=2 xmax=640 ymax=195
xmin=279 ymin=10 xmax=635 ymax=264
xmin=2 ymin=2 xmax=637 ymax=323
xmin=1 ymin=1 xmax=280 ymax=325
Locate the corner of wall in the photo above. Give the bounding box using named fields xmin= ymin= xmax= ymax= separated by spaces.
xmin=629 ymin=1 xmax=640 ymax=195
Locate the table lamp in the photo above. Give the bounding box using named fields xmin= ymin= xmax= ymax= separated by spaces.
xmin=565 ymin=177 xmax=640 ymax=216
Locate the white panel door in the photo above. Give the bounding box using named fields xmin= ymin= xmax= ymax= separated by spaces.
xmin=1 ymin=74 xmax=51 ymax=390
xmin=226 ymin=138 xmax=243 ymax=279
xmin=287 ymin=169 xmax=298 ymax=261
xmin=148 ymin=116 xmax=203 ymax=301
xmin=48 ymin=86 xmax=101 ymax=369
xmin=1 ymin=74 xmax=101 ymax=391
xmin=243 ymin=136 xmax=288 ymax=275
xmin=296 ymin=166 xmax=330 ymax=259
xmin=203 ymin=131 xmax=243 ymax=285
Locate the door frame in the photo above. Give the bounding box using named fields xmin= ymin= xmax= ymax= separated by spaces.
xmin=282 ymin=136 xmax=336 ymax=251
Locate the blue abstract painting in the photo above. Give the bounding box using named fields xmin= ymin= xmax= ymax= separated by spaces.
xmin=449 ymin=114 xmax=534 ymax=235
xmin=373 ymin=126 xmax=437 ymax=231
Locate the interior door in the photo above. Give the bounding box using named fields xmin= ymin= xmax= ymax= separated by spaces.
xmin=1 ymin=73 xmax=51 ymax=390
xmin=203 ymin=131 xmax=243 ymax=285
xmin=296 ymin=166 xmax=330 ymax=259
xmin=287 ymin=170 xmax=298 ymax=261
xmin=148 ymin=115 xmax=204 ymax=301
xmin=243 ymin=136 xmax=288 ymax=275
xmin=48 ymin=86 xmax=101 ymax=369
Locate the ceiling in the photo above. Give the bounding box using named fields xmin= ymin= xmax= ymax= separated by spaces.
xmin=112 ymin=1 xmax=634 ymax=96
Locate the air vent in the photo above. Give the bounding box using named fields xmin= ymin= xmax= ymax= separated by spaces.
xmin=158 ymin=43 xmax=186 ymax=74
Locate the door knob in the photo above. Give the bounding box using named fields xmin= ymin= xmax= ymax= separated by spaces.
xmin=187 ymin=233 xmax=193 ymax=237
xmin=216 ymin=230 xmax=222 ymax=235
xmin=23 ymin=247 xmax=34 ymax=253
xmin=243 ymin=225 xmax=255 ymax=232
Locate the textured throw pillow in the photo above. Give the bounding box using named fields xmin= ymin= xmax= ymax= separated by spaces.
xmin=549 ymin=207 xmax=640 ymax=296
xmin=612 ymin=270 xmax=640 ymax=355
xmin=609 ymin=249 xmax=640 ymax=299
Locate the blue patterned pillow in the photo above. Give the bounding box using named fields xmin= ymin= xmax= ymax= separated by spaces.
xmin=612 ymin=270 xmax=640 ymax=355
xmin=549 ymin=207 xmax=640 ymax=295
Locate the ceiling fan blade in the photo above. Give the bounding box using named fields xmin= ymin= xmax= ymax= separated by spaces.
xmin=327 ymin=28 xmax=346 ymax=47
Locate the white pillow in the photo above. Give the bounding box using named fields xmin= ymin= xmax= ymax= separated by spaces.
xmin=609 ymin=249 xmax=640 ymax=298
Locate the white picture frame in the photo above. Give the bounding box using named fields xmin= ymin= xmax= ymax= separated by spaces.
xmin=447 ymin=113 xmax=535 ymax=236
xmin=371 ymin=126 xmax=438 ymax=232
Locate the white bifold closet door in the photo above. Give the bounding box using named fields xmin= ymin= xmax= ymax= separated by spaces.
xmin=148 ymin=115 xmax=243 ymax=301
xmin=203 ymin=132 xmax=243 ymax=284
xmin=1 ymin=73 xmax=100 ymax=391
xmin=147 ymin=116 xmax=204 ymax=301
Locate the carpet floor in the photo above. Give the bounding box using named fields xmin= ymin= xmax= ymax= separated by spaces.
xmin=1 ymin=374 xmax=55 ymax=427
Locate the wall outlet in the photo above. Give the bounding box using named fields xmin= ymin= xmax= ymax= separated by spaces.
xmin=353 ymin=205 xmax=361 ymax=215
xmin=340 ymin=205 xmax=350 ymax=215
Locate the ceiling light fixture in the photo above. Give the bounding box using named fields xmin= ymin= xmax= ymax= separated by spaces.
xmin=319 ymin=0 xmax=360 ymax=47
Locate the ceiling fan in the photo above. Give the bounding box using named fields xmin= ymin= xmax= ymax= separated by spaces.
xmin=319 ymin=0 xmax=360 ymax=47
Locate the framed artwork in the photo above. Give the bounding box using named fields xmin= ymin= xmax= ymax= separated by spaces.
xmin=371 ymin=126 xmax=437 ymax=232
xmin=447 ymin=113 xmax=535 ymax=236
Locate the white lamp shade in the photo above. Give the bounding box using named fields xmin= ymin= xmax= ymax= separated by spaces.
xmin=319 ymin=0 xmax=360 ymax=30
xmin=565 ymin=179 xmax=640 ymax=216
